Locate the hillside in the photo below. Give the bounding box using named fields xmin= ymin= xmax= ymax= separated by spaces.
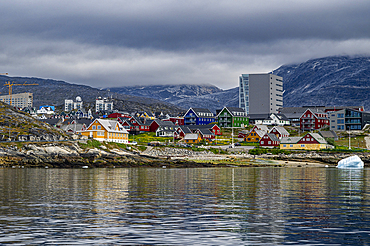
xmin=0 ymin=101 xmax=66 ymax=141
xmin=273 ymin=56 xmax=370 ymax=110
xmin=0 ymin=76 xmax=183 ymax=114
xmin=109 ymin=84 xmax=239 ymax=112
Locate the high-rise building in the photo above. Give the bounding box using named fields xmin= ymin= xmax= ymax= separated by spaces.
xmin=0 ymin=92 xmax=33 ymax=108
xmin=239 ymin=73 xmax=283 ymax=115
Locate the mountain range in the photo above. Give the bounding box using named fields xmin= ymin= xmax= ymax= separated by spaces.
xmin=273 ymin=56 xmax=370 ymax=109
xmin=1 ymin=55 xmax=370 ymax=113
xmin=0 ymin=76 xmax=183 ymax=114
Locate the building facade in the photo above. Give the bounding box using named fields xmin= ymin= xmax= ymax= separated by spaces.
xmin=64 ymin=96 xmax=83 ymax=111
xmin=183 ymin=108 xmax=215 ymax=125
xmin=0 ymin=92 xmax=33 ymax=108
xmin=216 ymin=107 xmax=248 ymax=128
xmin=239 ymin=73 xmax=283 ymax=115
xmin=328 ymin=108 xmax=370 ymax=131
xmin=299 ymin=108 xmax=329 ymax=131
xmin=96 ymin=97 xmax=113 ymax=112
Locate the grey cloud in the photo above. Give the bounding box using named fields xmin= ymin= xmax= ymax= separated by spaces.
xmin=1 ymin=1 xmax=370 ymax=89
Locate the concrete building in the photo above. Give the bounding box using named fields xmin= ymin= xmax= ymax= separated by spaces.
xmin=0 ymin=92 xmax=33 ymax=108
xmin=328 ymin=108 xmax=370 ymax=131
xmin=64 ymin=96 xmax=83 ymax=111
xmin=239 ymin=74 xmax=283 ymax=115
xmin=96 ymin=97 xmax=113 ymax=112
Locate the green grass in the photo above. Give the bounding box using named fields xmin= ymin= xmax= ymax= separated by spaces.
xmin=78 ymin=139 xmax=102 ymax=149
xmin=129 ymin=132 xmax=174 ymax=144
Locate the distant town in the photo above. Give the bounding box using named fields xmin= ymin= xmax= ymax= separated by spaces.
xmin=1 ymin=72 xmax=370 ymax=151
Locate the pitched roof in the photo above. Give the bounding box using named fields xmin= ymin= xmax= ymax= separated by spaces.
xmin=319 ymin=130 xmax=338 ymax=139
xmin=308 ymin=133 xmax=327 ymax=144
xmin=177 ymin=126 xmax=192 ymax=134
xmin=95 ymin=119 xmax=128 ymax=133
xmin=184 ymin=133 xmax=199 ymax=140
xmin=270 ymin=126 xmax=289 ymax=136
xmin=280 ymin=137 xmax=301 ymax=144
xmin=263 ymin=133 xmax=280 ymax=142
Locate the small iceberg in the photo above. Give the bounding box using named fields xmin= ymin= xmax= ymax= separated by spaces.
xmin=336 ymin=155 xmax=364 ymax=169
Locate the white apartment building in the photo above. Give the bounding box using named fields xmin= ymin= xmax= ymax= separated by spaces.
xmin=239 ymin=73 xmax=283 ymax=115
xmin=64 ymin=96 xmax=83 ymax=111
xmin=0 ymin=92 xmax=33 ymax=108
xmin=95 ymin=97 xmax=113 ymax=112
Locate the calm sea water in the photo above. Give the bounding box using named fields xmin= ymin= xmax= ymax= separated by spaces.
xmin=0 ymin=167 xmax=369 ymax=245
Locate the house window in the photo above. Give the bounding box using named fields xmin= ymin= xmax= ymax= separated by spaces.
xmin=301 ymin=144 xmax=305 ymax=147
xmin=261 ymin=141 xmax=264 ymax=144
xmin=97 ymin=125 xmax=101 ymax=129
xmin=283 ymin=145 xmax=286 ymax=147
xmin=92 ymin=125 xmax=96 ymax=130
xmin=290 ymin=145 xmax=293 ymax=147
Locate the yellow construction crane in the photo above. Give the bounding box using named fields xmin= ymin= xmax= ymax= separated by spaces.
xmin=4 ymin=81 xmax=38 ymax=106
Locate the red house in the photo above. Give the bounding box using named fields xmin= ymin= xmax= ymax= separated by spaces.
xmin=163 ymin=117 xmax=184 ymax=125
xmin=300 ymin=109 xmax=329 ymax=131
xmin=259 ymin=133 xmax=280 ymax=147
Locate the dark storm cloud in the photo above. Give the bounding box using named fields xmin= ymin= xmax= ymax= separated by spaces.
xmin=1 ymin=0 xmax=370 ymax=88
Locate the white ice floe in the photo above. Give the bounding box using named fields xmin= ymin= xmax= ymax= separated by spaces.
xmin=336 ymin=155 xmax=364 ymax=169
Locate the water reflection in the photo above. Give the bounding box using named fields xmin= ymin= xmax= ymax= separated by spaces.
xmin=0 ymin=167 xmax=369 ymax=245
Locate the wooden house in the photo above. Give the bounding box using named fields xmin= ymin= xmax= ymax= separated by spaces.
xmin=244 ymin=126 xmax=267 ymax=143
xmin=79 ymin=119 xmax=129 ymax=143
xmin=259 ymin=133 xmax=280 ymax=147
xmin=184 ymin=133 xmax=202 ymax=144
xmin=183 ymin=108 xmax=215 ymax=125
xmin=280 ymin=133 xmax=327 ymax=150
xmin=300 ymin=108 xmax=329 ymax=131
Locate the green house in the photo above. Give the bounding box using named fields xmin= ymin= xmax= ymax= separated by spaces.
xmin=216 ymin=107 xmax=249 ymax=128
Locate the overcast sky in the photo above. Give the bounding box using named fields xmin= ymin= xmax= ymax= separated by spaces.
xmin=1 ymin=0 xmax=370 ymax=89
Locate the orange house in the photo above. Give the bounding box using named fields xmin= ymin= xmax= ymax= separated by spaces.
xmin=79 ymin=119 xmax=129 ymax=143
xmin=244 ymin=127 xmax=267 ymax=143
xmin=184 ymin=133 xmax=202 ymax=144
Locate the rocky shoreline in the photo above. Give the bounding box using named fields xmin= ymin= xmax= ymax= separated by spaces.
xmin=0 ymin=142 xmax=369 ymax=168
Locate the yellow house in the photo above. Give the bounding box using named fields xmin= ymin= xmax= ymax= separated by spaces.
xmin=79 ymin=119 xmax=129 ymax=143
xmin=280 ymin=133 xmax=327 ymax=150
xmin=244 ymin=127 xmax=267 ymax=143
xmin=184 ymin=133 xmax=202 ymax=144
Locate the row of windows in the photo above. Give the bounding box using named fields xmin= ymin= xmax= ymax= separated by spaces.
xmin=282 ymin=144 xmax=305 ymax=147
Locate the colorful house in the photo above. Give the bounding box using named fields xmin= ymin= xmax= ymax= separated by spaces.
xmin=183 ymin=108 xmax=215 ymax=125
xmin=300 ymin=109 xmax=329 ymax=131
xmin=280 ymin=133 xmax=327 ymax=150
xmin=259 ymin=133 xmax=280 ymax=147
xmin=244 ymin=126 xmax=268 ymax=143
xmin=216 ymin=107 xmax=248 ymax=128
xmin=184 ymin=133 xmax=202 ymax=144
xmin=79 ymin=119 xmax=129 ymax=143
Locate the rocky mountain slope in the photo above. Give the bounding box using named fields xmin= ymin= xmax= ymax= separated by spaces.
xmin=273 ymin=56 xmax=370 ymax=110
xmin=109 ymin=84 xmax=239 ymax=112
xmin=0 ymin=101 xmax=67 ymax=141
xmin=0 ymin=76 xmax=183 ymax=114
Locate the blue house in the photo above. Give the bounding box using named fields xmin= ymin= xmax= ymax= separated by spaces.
xmin=183 ymin=108 xmax=215 ymax=125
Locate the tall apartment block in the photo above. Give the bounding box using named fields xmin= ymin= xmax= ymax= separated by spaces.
xmin=239 ymin=73 xmax=283 ymax=115
xmin=95 ymin=97 xmax=113 ymax=112
xmin=64 ymin=96 xmax=83 ymax=111
xmin=0 ymin=92 xmax=33 ymax=108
